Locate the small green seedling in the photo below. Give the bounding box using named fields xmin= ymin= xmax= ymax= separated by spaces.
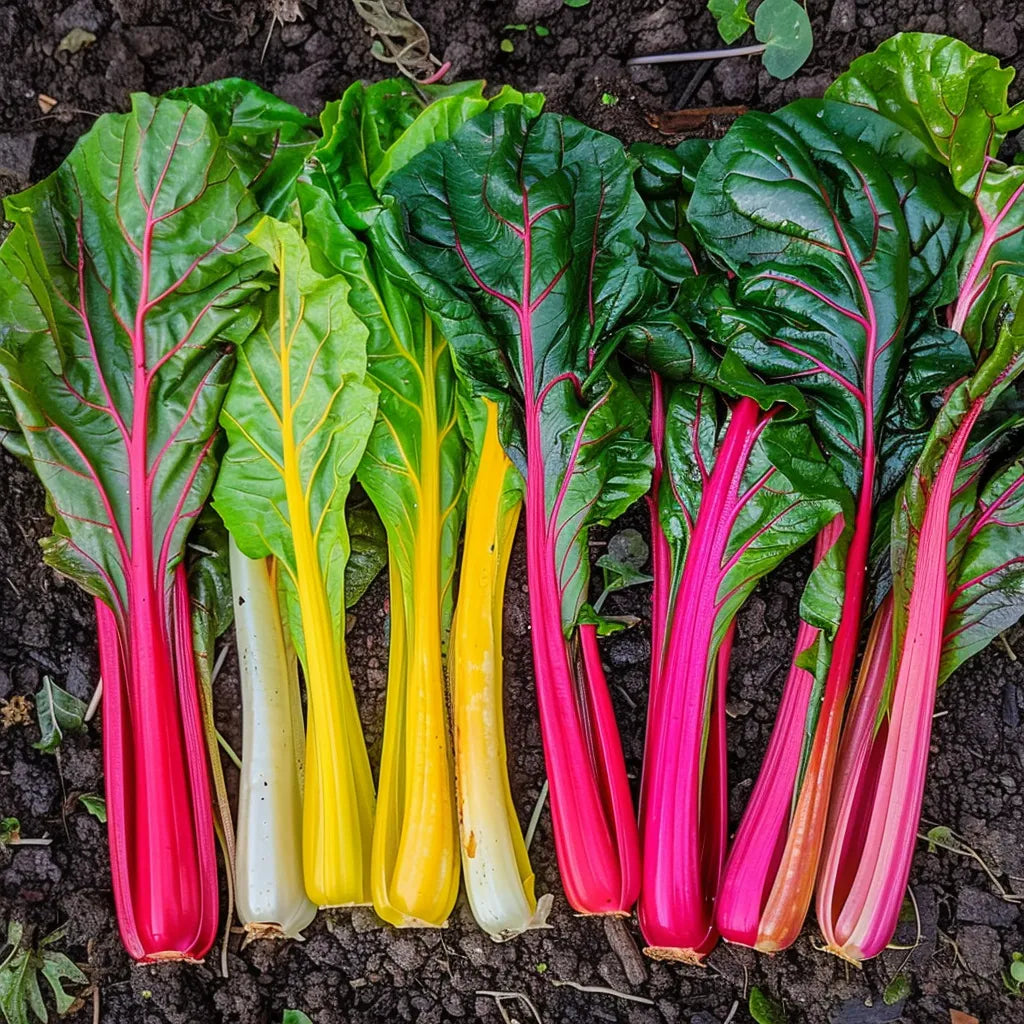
xmin=500 ymin=38 xmax=514 ymax=53
xmin=1003 ymin=952 xmax=1024 ymax=996
xmin=601 ymin=92 xmax=620 ymax=107
xmin=749 ymin=987 xmax=787 ymax=1024
xmin=0 ymin=921 xmax=86 ymax=1024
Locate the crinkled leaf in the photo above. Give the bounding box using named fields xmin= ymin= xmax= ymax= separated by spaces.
xmin=0 ymin=94 xmax=264 ymax=617
xmin=826 ymin=33 xmax=1024 ymax=192
xmin=754 ymin=0 xmax=812 ymax=80
xmin=31 ymin=676 xmax=86 ymax=754
xmin=691 ymin=98 xmax=968 ymax=496
xmin=708 ymin=0 xmax=751 ymax=45
xmin=0 ymin=819 xmax=20 ymax=846
xmin=375 ymin=106 xmax=656 ymax=628
xmin=166 ymin=78 xmax=317 ymax=217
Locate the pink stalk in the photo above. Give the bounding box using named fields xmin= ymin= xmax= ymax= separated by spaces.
xmin=817 ymin=402 xmax=982 ymax=961
xmin=512 ymin=193 xmax=639 ymax=915
xmin=639 ymin=396 xmax=768 ymax=960
xmin=97 ymin=566 xmax=219 ymax=962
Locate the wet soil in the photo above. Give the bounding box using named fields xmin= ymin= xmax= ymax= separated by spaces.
xmin=2 ymin=2 xmax=1024 ymax=1022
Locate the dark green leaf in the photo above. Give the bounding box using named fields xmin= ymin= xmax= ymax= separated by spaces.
xmin=32 ymin=677 xmax=86 ymax=754
xmin=564 ymin=0 xmax=590 ymax=7
xmin=344 ymin=497 xmax=388 ymax=608
xmin=375 ymin=106 xmax=656 ymax=629
xmin=282 ymin=1013 xmax=313 ymax=1024
xmin=77 ymin=794 xmax=106 ymax=823
xmin=754 ymin=0 xmax=812 ymax=80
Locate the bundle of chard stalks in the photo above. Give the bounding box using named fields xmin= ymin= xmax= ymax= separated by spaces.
xmin=3 ymin=32 xmax=1024 ymax=967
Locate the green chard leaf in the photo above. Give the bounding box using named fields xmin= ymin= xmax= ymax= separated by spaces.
xmin=828 ymin=34 xmax=1024 ymax=353
xmin=77 ymin=793 xmax=107 ymax=822
xmin=343 ymin=495 xmax=388 ymax=608
xmin=374 ymin=105 xmax=655 ymax=629
xmin=213 ymin=214 xmax=378 ymax=907
xmin=166 ymin=78 xmax=317 ymax=217
xmin=827 ymin=33 xmax=1024 ymax=193
xmin=302 ymin=79 xmax=544 ymax=927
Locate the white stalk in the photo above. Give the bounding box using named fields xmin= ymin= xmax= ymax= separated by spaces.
xmin=230 ymin=538 xmax=316 ymax=939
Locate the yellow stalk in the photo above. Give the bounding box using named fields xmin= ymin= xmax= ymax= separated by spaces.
xmin=275 ymin=244 xmax=375 ymax=906
xmin=371 ymin=318 xmax=460 ymax=927
xmin=452 ymin=398 xmax=550 ymax=940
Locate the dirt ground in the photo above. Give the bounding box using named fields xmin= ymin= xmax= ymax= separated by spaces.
xmin=2 ymin=2 xmax=1024 ymax=1022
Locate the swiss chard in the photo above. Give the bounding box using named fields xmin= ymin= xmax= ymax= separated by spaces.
xmin=688 ymin=97 xmax=969 ymax=951
xmin=213 ymin=216 xmax=378 ymax=908
xmin=302 ymin=79 xmax=542 ymax=927
xmin=817 ymin=33 xmax=1024 ymax=962
xmin=0 ymin=94 xmax=265 ymax=961
xmin=375 ymin=105 xmax=653 ymax=915
xmin=639 ymin=382 xmax=840 ymax=960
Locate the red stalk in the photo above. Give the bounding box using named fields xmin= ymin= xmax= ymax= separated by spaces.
xmin=817 ymin=401 xmax=982 ymax=961
xmin=639 ymin=396 xmax=767 ymax=960
xmin=97 ymin=565 xmax=220 ymax=962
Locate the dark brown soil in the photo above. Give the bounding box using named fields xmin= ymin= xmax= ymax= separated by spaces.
xmin=2 ymin=2 xmax=1024 ymax=1023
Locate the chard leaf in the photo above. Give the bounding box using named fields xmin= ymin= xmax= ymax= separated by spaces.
xmin=165 ymin=78 xmax=317 ymax=217
xmin=213 ymin=215 xmax=378 ymax=906
xmin=31 ymin=677 xmax=86 ymax=754
xmin=827 ymin=33 xmax=1024 ymax=192
xmin=691 ymin=99 xmax=968 ymax=496
xmin=311 ymin=79 xmax=543 ymax=231
xmin=375 ymin=106 xmax=655 ymax=628
xmin=659 ymin=382 xmax=842 ymax=646
xmin=0 ymin=93 xmax=264 ymax=617
xmin=942 ymin=451 xmax=1024 ymax=680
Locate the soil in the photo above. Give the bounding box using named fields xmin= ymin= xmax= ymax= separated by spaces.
xmin=2 ymin=1 xmax=1024 ymax=1022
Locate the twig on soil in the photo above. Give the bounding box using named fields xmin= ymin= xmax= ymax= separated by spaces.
xmin=350 ymin=0 xmax=451 ymax=83
xmin=937 ymin=928 xmax=967 ymax=971
xmin=722 ymin=1001 xmax=740 ymax=1024
xmin=627 ymin=44 xmax=767 ymax=67
xmin=524 ymin=780 xmax=549 ymax=852
xmin=546 ymin=979 xmax=655 ymax=1006
xmin=477 ymin=991 xmax=544 ymax=1024
xmin=84 ymin=680 xmax=102 ymax=723
xmin=999 ymin=632 xmax=1018 ymax=661
xmin=603 ymin=915 xmax=647 ymax=987
xmin=919 ymin=825 xmax=1023 ymax=903
xmin=887 ymin=885 xmax=923 ymax=972
xmin=92 ymin=985 xmax=100 ymax=1024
